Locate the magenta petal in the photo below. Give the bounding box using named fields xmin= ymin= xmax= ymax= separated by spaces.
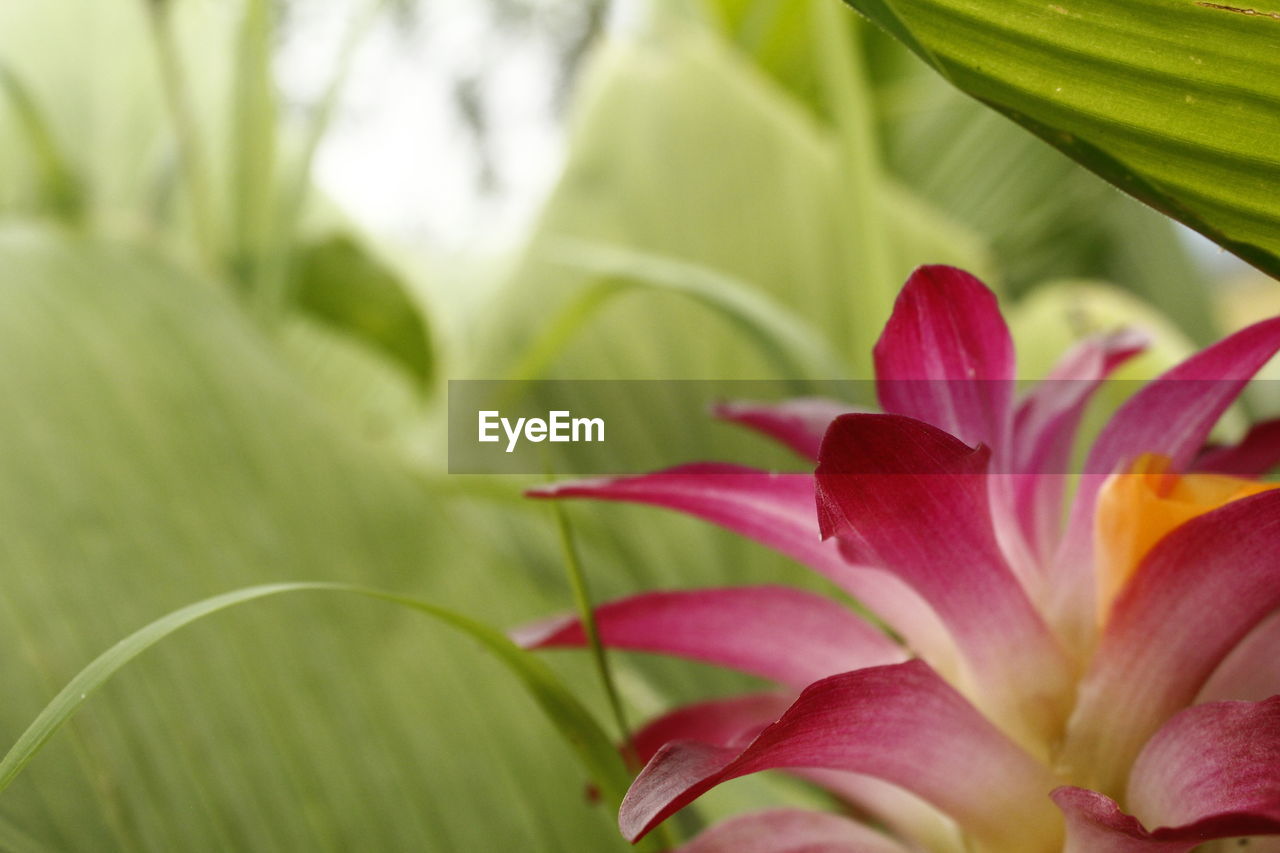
xmin=873 ymin=265 xmax=1014 ymax=449
xmin=1053 ymin=700 xmax=1280 ymax=851
xmin=671 ymin=809 xmax=912 ymax=853
xmin=1084 ymin=316 xmax=1280 ymax=474
xmin=631 ymin=695 xmax=962 ymax=851
xmin=1193 ymin=417 xmax=1280 ymax=476
xmin=619 ymin=660 xmax=1059 ymax=849
xmin=630 ymin=693 xmax=794 ymax=765
xmin=512 ymin=585 xmax=905 ymax=690
xmin=528 ymin=465 xmax=954 ymax=668
xmin=1063 ymin=490 xmax=1280 ymax=795
xmin=1200 ymin=611 xmax=1280 ymax=703
xmin=815 ymin=414 xmax=1069 ymax=742
xmin=1011 ymin=330 xmax=1147 ymax=563
xmin=1052 ymin=788 xmax=1194 ymax=853
xmin=527 ymin=465 xmax=844 ymax=582
xmin=711 ymin=398 xmax=861 ymax=461
xmin=1128 ymin=697 xmax=1280 ymax=833
xmin=1052 ymin=316 xmax=1280 ymax=643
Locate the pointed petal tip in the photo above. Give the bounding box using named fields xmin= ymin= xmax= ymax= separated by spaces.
xmin=707 ymin=399 xmax=737 ymax=418
xmin=895 ymin=264 xmax=999 ymax=305
xmin=619 ymin=740 xmax=730 ymax=842
xmin=1111 ymin=327 xmax=1152 ymax=351
xmin=523 ymin=485 xmax=557 ymax=498
xmin=523 ymin=476 xmax=616 ymax=499
xmin=507 ymin=613 xmax=576 ymax=648
xmin=873 ymin=266 xmax=1012 ymax=448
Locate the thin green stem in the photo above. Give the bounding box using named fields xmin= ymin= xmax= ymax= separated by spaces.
xmin=550 ymin=506 xmax=680 ymax=850
xmin=551 ymin=504 xmax=635 ymax=766
xmin=145 ymin=0 xmax=220 ymax=267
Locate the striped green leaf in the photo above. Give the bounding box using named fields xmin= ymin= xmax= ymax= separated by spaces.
xmin=842 ymin=0 xmax=1280 ymax=277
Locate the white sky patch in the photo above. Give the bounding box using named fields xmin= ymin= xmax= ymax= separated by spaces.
xmin=276 ymin=0 xmax=569 ymax=252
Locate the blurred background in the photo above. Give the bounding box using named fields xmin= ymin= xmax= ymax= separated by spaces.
xmin=0 ymin=0 xmax=1276 ymax=850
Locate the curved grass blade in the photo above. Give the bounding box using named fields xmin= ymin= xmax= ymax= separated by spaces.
xmin=0 ymin=582 xmax=634 ymax=819
xmin=513 ymin=240 xmax=847 ymax=386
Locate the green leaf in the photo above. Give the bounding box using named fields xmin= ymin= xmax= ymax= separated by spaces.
xmin=699 ymin=1 xmax=1218 ymax=342
xmin=840 ymin=0 xmax=1280 ymax=278
xmin=0 ymin=226 xmax=626 ymax=850
xmin=293 ymin=234 xmax=434 ymax=387
xmin=0 ymin=582 xmax=632 ymax=816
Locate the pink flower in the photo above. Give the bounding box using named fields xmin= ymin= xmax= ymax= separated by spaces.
xmin=520 ymin=267 xmax=1280 ymax=852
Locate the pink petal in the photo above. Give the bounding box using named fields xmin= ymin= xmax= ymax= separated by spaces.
xmin=527 ymin=465 xmax=956 ymax=671
xmin=815 ymin=413 xmax=1069 ymax=744
xmin=630 ymin=693 xmax=794 ymax=764
xmin=631 ymin=696 xmax=965 ymax=851
xmin=1128 ymin=696 xmax=1280 ymax=833
xmin=1083 ymin=316 xmax=1280 ymax=474
xmin=873 ymin=265 xmax=1014 ymax=450
xmin=1054 ymin=698 xmax=1280 ymax=851
xmin=512 ymin=585 xmax=905 ymax=690
xmin=671 ymin=809 xmax=912 ymax=853
xmin=1061 ymin=490 xmax=1280 ymax=797
xmin=1052 ymin=788 xmax=1193 ymax=853
xmin=1011 ymin=330 xmax=1148 ymax=564
xmin=619 ymin=660 xmax=1060 ymax=849
xmin=1051 ymin=316 xmax=1280 ymax=649
xmin=1193 ymin=417 xmax=1280 ymax=477
xmin=711 ymin=398 xmax=862 ymax=462
xmin=1200 ymin=610 xmax=1280 ymax=703
xmin=527 ymin=465 xmax=840 ymax=580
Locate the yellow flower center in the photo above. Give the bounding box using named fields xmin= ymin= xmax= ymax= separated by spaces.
xmin=1094 ymin=453 xmax=1277 ymax=622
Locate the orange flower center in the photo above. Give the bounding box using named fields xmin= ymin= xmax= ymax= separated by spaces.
xmin=1094 ymin=454 xmax=1277 ymax=622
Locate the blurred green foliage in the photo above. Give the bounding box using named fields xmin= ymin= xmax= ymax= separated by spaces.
xmin=0 ymin=0 xmax=1273 ymax=849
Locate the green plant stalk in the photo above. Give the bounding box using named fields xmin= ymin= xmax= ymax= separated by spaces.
xmin=0 ymin=64 xmax=84 ymax=224
xmin=549 ymin=507 xmax=680 ymax=849
xmin=257 ymin=0 xmax=388 ymax=321
xmin=144 ymin=0 xmax=220 ymax=268
xmin=810 ymin=0 xmax=896 ymax=374
xmin=230 ymin=0 xmax=279 ymax=296
xmin=552 ymin=504 xmax=634 ymax=764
